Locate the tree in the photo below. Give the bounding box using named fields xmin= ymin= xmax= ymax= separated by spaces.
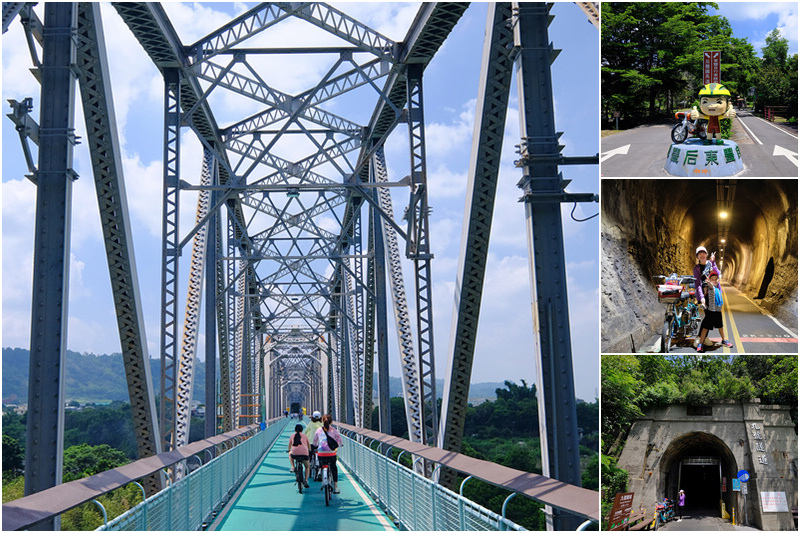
xmin=2 ymin=435 xmax=24 ymax=477
xmin=762 ymin=28 xmax=789 ymax=69
xmin=600 ymin=355 xmax=644 ymax=446
xmin=63 ymin=443 xmax=129 ymax=482
xmin=602 ymin=2 xmax=727 ymax=121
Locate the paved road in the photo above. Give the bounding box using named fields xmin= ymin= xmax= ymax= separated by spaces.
xmin=658 ymin=513 xmax=759 ymax=531
xmin=601 ymin=110 xmax=798 ymax=177
xmin=641 ymin=282 xmax=798 ymax=353
xmin=211 ymin=422 xmax=396 ymax=531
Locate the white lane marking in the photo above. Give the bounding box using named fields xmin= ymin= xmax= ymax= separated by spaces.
xmin=600 ymin=144 xmax=630 ymax=163
xmin=753 ymin=115 xmax=799 ymax=139
xmin=338 ymin=462 xmax=395 ymax=530
xmin=737 ymin=289 xmax=798 ymax=338
xmin=737 ymin=116 xmax=762 ymax=144
xmin=773 ymin=145 xmax=799 ymax=168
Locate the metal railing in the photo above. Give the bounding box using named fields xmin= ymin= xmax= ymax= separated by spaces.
xmin=337 ymin=433 xmax=525 ymax=531
xmin=98 ymin=419 xmax=287 ymax=530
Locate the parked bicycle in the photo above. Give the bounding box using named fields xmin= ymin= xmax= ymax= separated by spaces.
xmin=653 ymin=498 xmax=675 ymax=530
xmin=671 ymin=111 xmax=707 ymax=144
xmin=655 ymin=274 xmax=701 ymax=353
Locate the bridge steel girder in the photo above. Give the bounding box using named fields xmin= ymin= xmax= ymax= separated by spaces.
xmin=75 ymin=2 xmax=162 ymax=489
xmin=373 ymin=148 xmax=423 ymax=443
xmin=437 ymin=1 xmax=515 ymax=487
xmin=514 ymin=3 xmax=582 ymax=530
xmin=2 ymin=1 xmax=25 ymax=33
xmin=24 ymin=6 xmax=77 ymax=527
xmin=405 ymin=64 xmax=438 ymax=449
xmin=159 ymin=67 xmax=182 ymax=457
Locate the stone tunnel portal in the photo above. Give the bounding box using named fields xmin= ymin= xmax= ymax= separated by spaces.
xmin=658 ymin=431 xmax=738 ymax=516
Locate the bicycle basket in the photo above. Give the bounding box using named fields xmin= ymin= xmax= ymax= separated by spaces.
xmin=657 ymin=284 xmax=681 ymax=304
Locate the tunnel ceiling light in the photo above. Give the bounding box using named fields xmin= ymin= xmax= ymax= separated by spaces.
xmin=719 ymin=211 xmax=728 ymax=219
xmin=721 ymin=239 xmax=726 ymax=243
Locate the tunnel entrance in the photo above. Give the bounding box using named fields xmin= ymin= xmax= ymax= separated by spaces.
xmin=290 ymin=401 xmax=301 ymax=414
xmin=658 ymin=431 xmax=737 ymax=517
xmin=756 ymin=257 xmax=775 ymax=299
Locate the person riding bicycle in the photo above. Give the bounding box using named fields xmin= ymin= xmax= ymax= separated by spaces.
xmin=304 ymin=411 xmax=324 ymax=478
xmin=313 ymin=414 xmax=343 ymax=494
xmin=287 ymin=423 xmax=310 ymax=488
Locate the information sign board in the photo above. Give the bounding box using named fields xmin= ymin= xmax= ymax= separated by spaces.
xmin=732 ymin=478 xmax=740 ymax=491
xmin=608 ymin=492 xmax=635 ymax=530
xmin=760 ymin=492 xmax=789 ymax=512
xmin=703 ymin=51 xmax=721 ymax=84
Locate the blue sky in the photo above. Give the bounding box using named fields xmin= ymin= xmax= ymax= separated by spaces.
xmin=2 ymin=2 xmax=600 ymax=401
xmin=712 ymin=2 xmax=798 ymax=57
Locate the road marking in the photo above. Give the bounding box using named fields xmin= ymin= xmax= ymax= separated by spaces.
xmin=737 ymin=117 xmax=762 ymax=144
xmin=738 ymin=291 xmax=798 ymax=337
xmin=339 ymin=462 xmax=395 ymax=530
xmin=753 ymin=115 xmax=799 ymax=139
xmin=721 ymin=284 xmax=744 ymax=353
xmin=773 ymin=145 xmax=799 ymax=167
xmin=600 ymin=144 xmax=630 ymax=163
xmin=739 ymin=337 xmax=798 ymax=343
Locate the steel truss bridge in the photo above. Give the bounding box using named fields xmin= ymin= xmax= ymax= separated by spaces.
xmin=3 ymin=2 xmax=598 ymax=530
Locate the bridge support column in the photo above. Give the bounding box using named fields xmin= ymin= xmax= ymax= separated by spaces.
xmin=25 ymin=5 xmax=77 ymax=529
xmin=514 ymin=3 xmax=582 ymax=530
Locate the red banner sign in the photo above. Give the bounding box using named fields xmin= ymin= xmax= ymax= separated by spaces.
xmin=704 ymin=51 xmax=721 ymax=84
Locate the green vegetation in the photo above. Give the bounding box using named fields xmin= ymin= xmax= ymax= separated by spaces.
xmin=600 ymin=355 xmax=798 ymax=525
xmin=602 ymin=3 xmax=798 ymax=127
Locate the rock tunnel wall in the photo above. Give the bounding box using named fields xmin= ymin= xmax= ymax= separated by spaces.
xmin=601 ymin=179 xmax=797 ymax=353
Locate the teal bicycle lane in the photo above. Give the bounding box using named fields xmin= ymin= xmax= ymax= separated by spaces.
xmin=211 ymin=420 xmax=397 ymax=531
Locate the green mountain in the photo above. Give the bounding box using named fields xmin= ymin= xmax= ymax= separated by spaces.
xmin=2 ymin=347 xmax=504 ymax=405
xmin=2 ymin=348 xmax=205 ymax=404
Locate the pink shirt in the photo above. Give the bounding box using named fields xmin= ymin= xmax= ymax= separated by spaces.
xmin=288 ymin=431 xmax=310 ymax=456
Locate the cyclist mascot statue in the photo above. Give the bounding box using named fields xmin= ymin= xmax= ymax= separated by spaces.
xmin=690 ymin=83 xmax=736 ymax=145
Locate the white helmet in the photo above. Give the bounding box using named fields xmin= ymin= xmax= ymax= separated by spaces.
xmin=695 ymin=246 xmax=707 ymax=256
xmin=312 ymin=411 xmax=321 ymax=420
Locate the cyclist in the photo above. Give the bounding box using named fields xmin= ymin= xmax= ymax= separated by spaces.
xmin=287 ymin=423 xmax=310 ymax=488
xmin=304 ymin=411 xmax=324 ymax=479
xmin=312 ymin=414 xmax=343 ymax=494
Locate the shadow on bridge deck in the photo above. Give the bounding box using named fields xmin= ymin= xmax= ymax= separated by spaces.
xmin=210 ymin=423 xmax=397 ymax=531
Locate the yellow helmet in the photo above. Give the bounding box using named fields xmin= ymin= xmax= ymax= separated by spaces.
xmin=699 ymin=83 xmax=730 ymax=97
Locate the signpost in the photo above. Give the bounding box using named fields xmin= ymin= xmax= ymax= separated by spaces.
xmin=703 ymin=51 xmax=721 ymax=84
xmin=732 ymin=478 xmax=740 ymax=491
xmin=737 ymin=470 xmax=750 ymax=526
xmin=607 ymin=492 xmax=635 ymax=530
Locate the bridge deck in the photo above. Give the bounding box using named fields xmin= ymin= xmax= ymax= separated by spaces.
xmin=210 ymin=422 xmax=397 ymax=531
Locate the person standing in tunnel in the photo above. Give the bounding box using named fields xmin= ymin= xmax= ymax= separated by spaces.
xmin=677 ymin=489 xmax=685 ymax=521
xmin=695 ymin=267 xmax=734 ymax=352
xmin=694 ymin=247 xmax=717 ymax=349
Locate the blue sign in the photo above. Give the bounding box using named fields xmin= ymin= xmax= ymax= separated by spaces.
xmin=732 ymin=479 xmax=741 ymax=491
xmin=737 ymin=469 xmax=750 ymax=482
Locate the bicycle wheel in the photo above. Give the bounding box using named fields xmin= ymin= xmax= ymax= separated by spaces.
xmin=323 ymin=470 xmax=331 ymax=506
xmin=671 ymin=123 xmax=688 ymax=144
xmin=661 ymin=317 xmax=673 ymax=353
xmin=296 ymin=464 xmax=304 ymax=493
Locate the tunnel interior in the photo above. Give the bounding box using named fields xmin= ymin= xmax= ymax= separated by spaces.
xmin=658 ymin=431 xmax=738 ymax=516
xmin=601 ymin=179 xmax=798 ymax=351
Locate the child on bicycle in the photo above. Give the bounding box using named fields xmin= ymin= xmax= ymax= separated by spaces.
xmin=288 ymin=424 xmax=311 ymax=488
xmin=695 ymin=270 xmax=733 ymax=351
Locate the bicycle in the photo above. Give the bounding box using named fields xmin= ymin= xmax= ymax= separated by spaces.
xmin=653 ymin=498 xmax=675 ymax=530
xmin=655 ymin=275 xmax=701 ymax=353
xmin=286 ymin=451 xmax=307 ymax=494
xmin=308 ymin=445 xmax=320 ymax=483
xmin=320 ymin=462 xmax=333 ymax=505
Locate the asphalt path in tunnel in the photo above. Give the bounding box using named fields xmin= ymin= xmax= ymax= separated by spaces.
xmin=210 ymin=422 xmax=397 ymax=531
xmin=601 ymin=110 xmax=798 ymax=177
xmin=642 ymin=282 xmax=798 ymax=354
